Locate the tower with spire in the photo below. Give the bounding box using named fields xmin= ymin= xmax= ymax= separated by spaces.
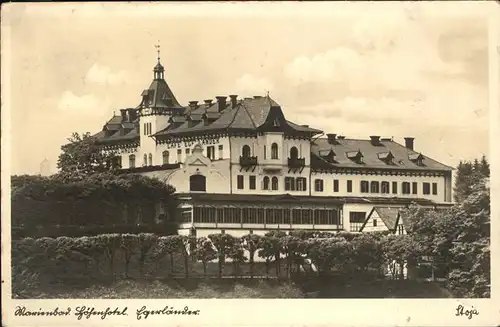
xmin=138 ymin=41 xmax=184 ymax=166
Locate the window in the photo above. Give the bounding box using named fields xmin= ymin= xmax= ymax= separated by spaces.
xmin=207 ymin=146 xmax=215 ymax=160
xmin=349 ymin=212 xmax=366 ymax=232
xmin=218 ymin=145 xmax=223 ymax=159
xmin=249 ymin=176 xmax=256 ymax=190
xmin=432 ymin=182 xmax=438 ymax=195
xmin=129 ymin=154 xmax=136 ymax=168
xmin=271 ymin=143 xmax=279 ymax=159
xmin=397 ymin=225 xmax=405 ymax=235
xmin=296 ymin=177 xmax=307 ymax=191
xmin=373 ymin=219 xmax=377 ymax=227
xmin=189 ymin=174 xmax=206 ymax=192
xmin=360 ymin=181 xmax=369 ymax=193
xmin=412 ymin=182 xmax=418 ymax=194
xmin=314 ymin=209 xmax=340 ymax=225
xmin=402 ymin=182 xmax=411 ymax=194
xmin=392 ymin=181 xmax=398 ymax=194
xmin=185 ymin=148 xmax=190 ymax=156
xmin=370 ymin=181 xmax=380 ymax=193
xmin=263 ymin=176 xmax=270 ymax=190
xmin=283 ymin=209 xmax=291 ymax=225
xmin=242 ymin=145 xmax=251 ymax=157
xmin=162 ymin=151 xmax=169 ymax=165
xmin=290 ymin=146 xmax=299 ymax=159
xmin=271 ymin=177 xmax=279 ymax=190
xmin=237 ymin=175 xmax=244 ymax=189
xmin=381 ymin=181 xmax=390 ymax=194
xmin=423 ymin=182 xmax=431 ymax=195
xmin=333 ymin=179 xmax=339 ymax=192
xmin=347 ymin=180 xmax=353 ymax=193
xmin=263 ymin=145 xmax=267 ymax=159
xmin=177 ymin=149 xmax=182 ymax=163
xmin=143 ymin=154 xmax=148 ymax=166
xmin=285 ymin=177 xmax=295 ymax=191
xmin=314 ymin=179 xmax=324 ymax=192
xmin=148 ymin=153 xmax=153 ymax=166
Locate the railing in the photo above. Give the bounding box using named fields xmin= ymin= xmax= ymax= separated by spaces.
xmin=288 ymin=157 xmax=305 ymax=168
xmin=239 ymin=156 xmax=258 ymax=167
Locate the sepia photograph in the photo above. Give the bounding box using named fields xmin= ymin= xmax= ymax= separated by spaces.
xmin=1 ymin=1 xmax=498 ymax=326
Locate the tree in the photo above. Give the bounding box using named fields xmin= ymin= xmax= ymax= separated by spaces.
xmin=57 ymin=132 xmax=119 ymax=181
xmin=156 ymin=235 xmax=184 ymax=277
xmin=138 ymin=233 xmax=158 ymax=278
xmin=448 ymin=177 xmax=490 ymax=297
xmin=258 ymin=235 xmax=279 ymax=278
xmin=121 ymin=234 xmax=139 ymax=278
xmin=227 ymin=239 xmax=247 ymax=276
xmin=208 ymin=233 xmax=237 ymax=278
xmin=241 ymin=234 xmax=262 ymax=278
xmin=454 ymin=156 xmax=489 ymax=203
xmin=195 ymin=237 xmax=217 ymax=278
xmin=97 ymin=234 xmax=122 ymax=279
xmin=280 ymin=235 xmax=304 ymax=280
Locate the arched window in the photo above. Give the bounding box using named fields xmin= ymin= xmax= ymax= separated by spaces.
xmin=143 ymin=154 xmax=148 ymax=166
xmin=271 ymin=143 xmax=279 ymax=159
xmin=148 ymin=153 xmax=153 ymax=166
xmin=190 ymin=174 xmax=206 ymax=192
xmin=290 ymin=146 xmax=298 ymax=159
xmin=263 ymin=176 xmax=270 ymax=190
xmin=271 ymin=177 xmax=279 ymax=190
xmin=370 ymin=181 xmax=380 ymax=193
xmin=242 ymin=145 xmax=251 ymax=158
xmin=162 ymin=151 xmax=169 ymax=165
xmin=129 ymin=154 xmax=136 ymax=168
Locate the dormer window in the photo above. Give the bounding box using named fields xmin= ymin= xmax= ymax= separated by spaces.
xmin=273 ymin=119 xmax=280 ymax=127
xmin=319 ymin=149 xmax=336 ymax=163
xmin=346 ymin=150 xmax=363 ymax=164
xmin=377 ymin=151 xmax=395 ymax=165
xmin=409 ymin=153 xmax=425 ymax=166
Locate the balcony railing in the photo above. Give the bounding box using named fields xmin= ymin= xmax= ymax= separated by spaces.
xmin=240 ymin=156 xmax=258 ymax=167
xmin=288 ymin=157 xmax=305 ymax=168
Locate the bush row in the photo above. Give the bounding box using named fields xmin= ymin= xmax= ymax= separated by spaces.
xmin=12 ymin=231 xmax=413 ymax=298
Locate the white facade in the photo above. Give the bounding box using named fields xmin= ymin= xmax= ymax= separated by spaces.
xmin=96 ymin=60 xmax=454 ymax=236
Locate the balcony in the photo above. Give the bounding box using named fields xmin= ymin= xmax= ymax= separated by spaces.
xmin=288 ymin=157 xmax=305 ymax=169
xmin=239 ymin=156 xmax=258 ymax=167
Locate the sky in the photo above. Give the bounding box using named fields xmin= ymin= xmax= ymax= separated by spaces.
xmin=2 ymin=2 xmax=492 ymax=175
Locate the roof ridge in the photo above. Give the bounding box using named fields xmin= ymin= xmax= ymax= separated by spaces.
xmin=240 ymin=101 xmax=258 ymax=129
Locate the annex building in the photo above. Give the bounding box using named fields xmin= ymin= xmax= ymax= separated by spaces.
xmin=94 ymin=56 xmax=454 ymax=238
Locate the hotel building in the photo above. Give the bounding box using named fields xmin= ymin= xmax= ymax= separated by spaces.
xmin=94 ymin=57 xmax=453 ymax=238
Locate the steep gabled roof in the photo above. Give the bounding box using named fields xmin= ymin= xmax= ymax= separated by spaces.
xmin=153 ymin=96 xmax=322 ymax=137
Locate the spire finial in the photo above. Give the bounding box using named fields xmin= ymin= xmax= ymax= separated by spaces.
xmin=155 ymin=40 xmax=161 ymax=63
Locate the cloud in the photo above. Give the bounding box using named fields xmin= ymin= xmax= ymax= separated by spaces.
xmin=58 ymin=91 xmax=109 ymax=115
xmin=233 ymin=74 xmax=274 ymax=96
xmin=282 ymin=17 xmax=474 ymax=93
xmin=85 ymin=63 xmax=128 ymax=85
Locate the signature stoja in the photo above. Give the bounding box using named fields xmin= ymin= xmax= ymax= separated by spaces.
xmin=455 ymin=304 xmax=479 ymax=320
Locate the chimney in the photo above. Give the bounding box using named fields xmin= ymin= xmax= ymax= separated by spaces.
xmin=253 ymin=95 xmax=263 ymax=99
xmin=120 ymin=109 xmax=128 ymax=122
xmin=404 ymin=137 xmax=415 ymax=150
xmin=326 ymin=133 xmax=337 ymax=144
xmin=370 ymin=135 xmax=381 ymax=146
xmin=128 ymin=109 xmax=138 ymax=122
xmin=189 ymin=101 xmax=199 ymax=110
xmin=215 ymin=96 xmax=227 ymax=112
xmin=229 ymin=95 xmax=238 ymax=108
xmin=204 ymin=99 xmax=213 ymax=106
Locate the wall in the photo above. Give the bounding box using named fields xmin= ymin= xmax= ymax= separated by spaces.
xmin=230 ymin=136 xmax=312 ymax=195
xmin=156 ymin=136 xmax=230 ymax=165
xmin=361 ymin=210 xmax=391 ymax=233
xmin=310 ymin=171 xmax=448 ymax=203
